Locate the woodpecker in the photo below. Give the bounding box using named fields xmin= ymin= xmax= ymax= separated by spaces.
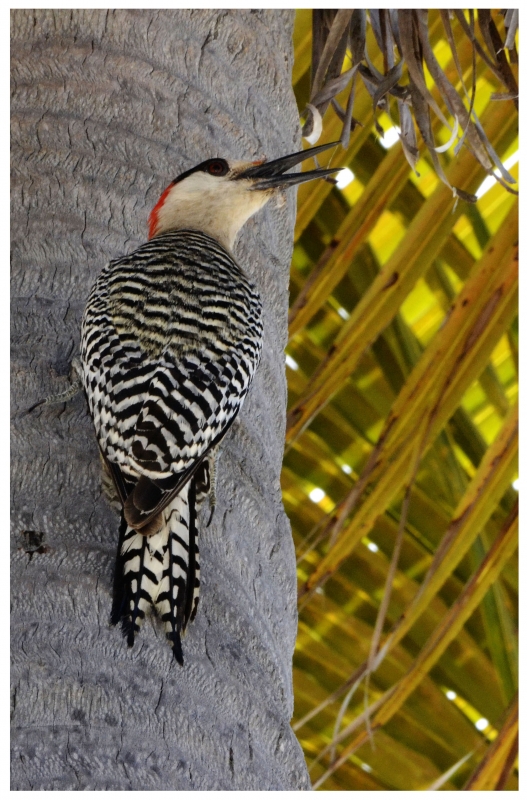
xmin=80 ymin=141 xmax=341 ymax=663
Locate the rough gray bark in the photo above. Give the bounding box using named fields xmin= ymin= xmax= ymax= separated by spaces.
xmin=11 ymin=9 xmax=310 ymax=790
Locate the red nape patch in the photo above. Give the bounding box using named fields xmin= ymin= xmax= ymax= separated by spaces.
xmin=148 ymin=183 xmax=174 ymax=240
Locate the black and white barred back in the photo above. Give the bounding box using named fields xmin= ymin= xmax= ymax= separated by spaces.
xmin=81 ymin=230 xmax=263 ymax=663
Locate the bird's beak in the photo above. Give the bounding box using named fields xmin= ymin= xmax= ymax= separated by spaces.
xmin=238 ymin=141 xmax=342 ymax=190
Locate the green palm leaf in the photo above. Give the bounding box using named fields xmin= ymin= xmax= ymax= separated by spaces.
xmin=288 ymin=9 xmax=518 ymax=790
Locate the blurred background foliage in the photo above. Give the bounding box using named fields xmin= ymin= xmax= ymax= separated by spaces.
xmin=286 ymin=9 xmax=518 ymax=790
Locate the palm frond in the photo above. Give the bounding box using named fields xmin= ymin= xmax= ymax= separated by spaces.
xmin=288 ymin=9 xmax=518 ymax=790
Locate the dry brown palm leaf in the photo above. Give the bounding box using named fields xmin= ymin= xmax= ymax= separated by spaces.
xmin=303 ymin=9 xmax=518 ymax=196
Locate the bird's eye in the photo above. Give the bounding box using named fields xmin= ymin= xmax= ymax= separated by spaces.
xmin=207 ymin=160 xmax=228 ymax=177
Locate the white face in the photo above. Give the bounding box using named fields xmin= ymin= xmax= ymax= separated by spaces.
xmin=150 ymin=159 xmax=274 ymax=251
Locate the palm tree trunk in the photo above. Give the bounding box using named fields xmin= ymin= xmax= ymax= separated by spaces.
xmin=11 ymin=9 xmax=309 ymax=790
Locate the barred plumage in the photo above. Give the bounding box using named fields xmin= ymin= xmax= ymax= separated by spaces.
xmin=81 ymin=230 xmax=262 ymax=662
xmin=79 ymin=145 xmax=340 ymax=662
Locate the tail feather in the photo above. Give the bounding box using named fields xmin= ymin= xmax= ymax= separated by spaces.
xmin=111 ymin=479 xmax=201 ymax=664
xmin=183 ymin=478 xmax=198 ymax=626
xmin=155 ymin=485 xmax=196 ymax=657
xmin=111 ymin=515 xmax=129 ymax=626
xmin=119 ymin=530 xmax=157 ymax=647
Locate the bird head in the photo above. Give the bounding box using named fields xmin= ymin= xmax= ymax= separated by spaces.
xmin=148 ymin=142 xmax=342 ymax=250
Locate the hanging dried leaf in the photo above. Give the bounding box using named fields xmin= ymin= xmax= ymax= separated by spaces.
xmin=340 ymin=73 xmax=358 ymax=148
xmin=368 ymin=10 xmax=385 ymax=55
xmin=310 ymin=9 xmax=353 ymax=103
xmin=348 ymin=9 xmax=366 ymax=66
xmin=503 ymin=9 xmax=519 ymax=51
xmin=311 ymin=10 xmax=335 ymax=89
xmin=491 ymin=91 xmax=519 ymax=101
xmin=388 ymin=8 xmax=402 ymax=52
xmin=371 ymin=61 xmax=403 ymax=111
xmin=397 ymin=100 xmax=419 ymax=170
xmin=302 ymin=8 xmax=518 ymax=195
xmin=309 ymin=65 xmax=359 ymax=110
xmin=416 ymin=10 xmax=515 ymax=191
xmin=407 ymin=73 xmax=458 ymax=196
xmin=460 ymin=10 xmax=518 ymax=105
xmin=398 ymin=10 xmax=452 ymax=130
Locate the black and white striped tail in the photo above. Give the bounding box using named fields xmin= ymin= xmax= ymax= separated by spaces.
xmin=111 ymin=480 xmax=201 ymax=665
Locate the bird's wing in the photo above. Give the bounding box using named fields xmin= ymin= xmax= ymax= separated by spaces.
xmin=90 ymin=343 xmax=257 ymax=530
